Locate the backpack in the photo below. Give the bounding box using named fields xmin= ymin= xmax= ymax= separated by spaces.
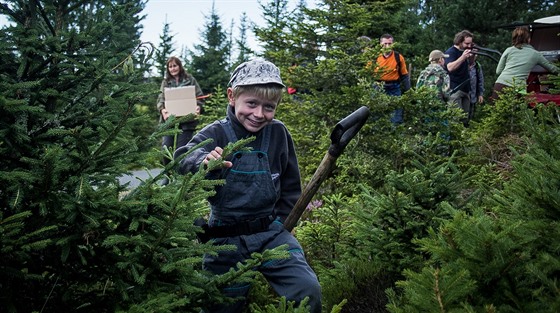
xmin=416 ymin=65 xmax=450 ymax=101
xmin=394 ymin=51 xmax=403 ymax=78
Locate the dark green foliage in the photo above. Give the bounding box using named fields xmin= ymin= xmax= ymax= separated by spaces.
xmin=388 ymin=104 xmax=560 ymax=312
xmin=249 ymin=296 xmax=311 ymax=313
xmin=352 ymin=157 xmax=466 ymax=274
xmin=254 ymin=0 xmax=292 ymax=63
xmin=272 ymin=26 xmax=474 ymax=310
xmin=387 ymin=265 xmax=479 ymax=313
xmin=465 ymin=87 xmax=537 ymax=183
xmin=474 ymin=88 xmax=535 ymax=139
xmin=246 ymin=272 xmax=282 ymax=312
xmin=192 ymin=1 xmax=560 ymax=311
xmin=542 ymin=70 xmax=560 ymax=94
xmin=197 ymin=85 xmax=230 ymax=126
xmin=396 ymin=207 xmax=532 ymax=311
xmin=319 ymin=259 xmax=390 ymax=312
xmin=0 ymin=1 xmax=287 ymax=311
xmin=295 ymin=194 xmax=357 ymax=268
xmin=1 ymin=2 xmax=149 ymax=310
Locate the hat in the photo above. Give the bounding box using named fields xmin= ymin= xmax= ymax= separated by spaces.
xmin=229 ymin=59 xmax=285 ymax=88
xmin=429 ymin=50 xmax=449 ymax=61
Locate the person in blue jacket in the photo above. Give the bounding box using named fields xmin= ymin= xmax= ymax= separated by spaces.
xmin=174 ymin=59 xmax=322 ymax=313
xmin=467 ymin=54 xmax=484 ymax=122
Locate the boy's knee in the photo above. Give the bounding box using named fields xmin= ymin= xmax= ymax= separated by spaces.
xmin=291 ymin=277 xmax=322 ymax=313
xmin=303 ymin=277 xmax=322 ymax=297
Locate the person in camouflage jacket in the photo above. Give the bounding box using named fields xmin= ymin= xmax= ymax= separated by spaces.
xmin=416 ymin=50 xmax=451 ymax=102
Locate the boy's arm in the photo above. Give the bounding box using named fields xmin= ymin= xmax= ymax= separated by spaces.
xmin=276 ymin=130 xmax=302 ymax=223
xmin=174 ymin=122 xmax=220 ymax=175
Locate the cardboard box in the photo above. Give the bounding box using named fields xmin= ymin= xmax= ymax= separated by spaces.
xmin=164 ymin=86 xmax=197 ymax=116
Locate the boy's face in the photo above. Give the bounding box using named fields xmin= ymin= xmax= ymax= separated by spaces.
xmin=227 ymin=88 xmax=277 ymax=133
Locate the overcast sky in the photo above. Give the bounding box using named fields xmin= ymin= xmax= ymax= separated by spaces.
xmin=0 ymin=1 xmax=315 ymax=55
xmin=140 ymin=0 xmax=313 ymax=55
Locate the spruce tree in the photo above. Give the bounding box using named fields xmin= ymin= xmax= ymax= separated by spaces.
xmin=154 ymin=19 xmax=176 ymax=78
xmin=387 ymin=105 xmax=560 ymax=312
xmin=254 ymin=0 xmax=291 ymax=63
xmin=188 ymin=3 xmax=231 ymax=94
xmin=0 ymin=2 xmax=296 ymax=311
xmin=233 ymin=12 xmax=254 ymax=67
xmin=0 ymin=0 xmax=150 ymax=309
xmin=0 ymin=0 xmax=262 ymax=311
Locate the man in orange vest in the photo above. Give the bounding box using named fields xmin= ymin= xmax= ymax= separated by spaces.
xmin=375 ymin=34 xmax=411 ymax=124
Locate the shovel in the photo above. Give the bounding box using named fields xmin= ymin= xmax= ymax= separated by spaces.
xmin=284 ymin=106 xmax=370 ymax=232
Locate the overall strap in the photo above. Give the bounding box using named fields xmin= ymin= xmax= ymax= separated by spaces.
xmin=219 ymin=118 xmax=238 ymax=143
xmin=260 ymin=124 xmax=271 ymax=152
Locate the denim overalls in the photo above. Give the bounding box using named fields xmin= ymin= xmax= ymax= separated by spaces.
xmin=208 ymin=119 xmax=277 ymax=223
xmin=202 ymin=120 xmax=322 ymax=313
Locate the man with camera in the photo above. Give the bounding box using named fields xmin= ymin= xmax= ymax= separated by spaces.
xmin=444 ymin=30 xmax=475 ymax=127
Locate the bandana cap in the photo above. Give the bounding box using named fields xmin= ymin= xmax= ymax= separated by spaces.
xmin=229 ymin=59 xmax=285 ymax=88
xmin=429 ymin=50 xmax=449 ymax=61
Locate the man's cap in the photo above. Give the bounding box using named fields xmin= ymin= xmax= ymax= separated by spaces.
xmin=229 ymin=59 xmax=285 ymax=88
xmin=429 ymin=50 xmax=449 ymax=61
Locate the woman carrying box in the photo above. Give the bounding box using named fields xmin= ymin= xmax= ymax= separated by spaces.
xmin=156 ymin=56 xmax=205 ymax=170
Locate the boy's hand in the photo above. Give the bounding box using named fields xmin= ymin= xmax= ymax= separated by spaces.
xmin=204 ymin=147 xmax=233 ymax=168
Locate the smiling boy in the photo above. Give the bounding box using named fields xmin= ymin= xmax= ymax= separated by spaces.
xmin=174 ymin=59 xmax=321 ymax=313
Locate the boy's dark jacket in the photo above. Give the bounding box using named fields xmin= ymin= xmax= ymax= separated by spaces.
xmin=174 ymin=105 xmax=302 ymax=222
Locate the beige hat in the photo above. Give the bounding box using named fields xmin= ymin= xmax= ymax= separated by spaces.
xmin=429 ymin=50 xmax=449 ymax=62
xmin=229 ymin=58 xmax=285 ymax=88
